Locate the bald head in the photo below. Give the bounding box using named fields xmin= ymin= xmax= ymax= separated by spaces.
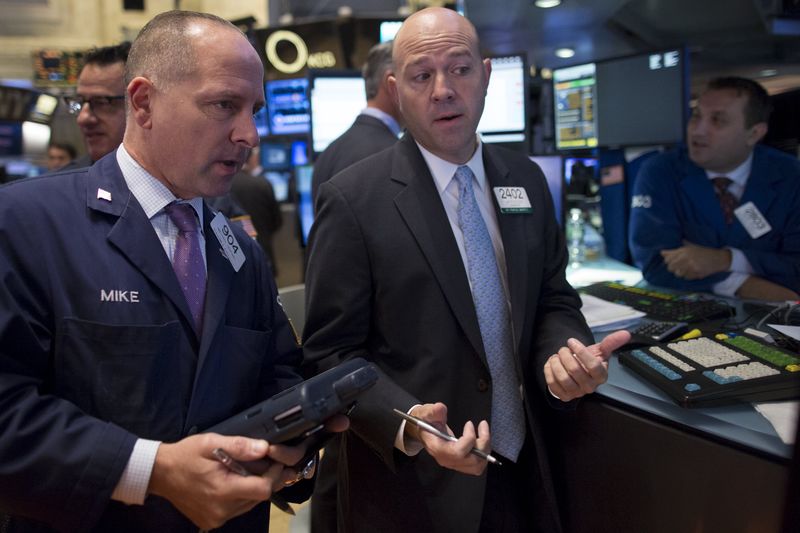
xmin=393 ymin=7 xmax=481 ymax=69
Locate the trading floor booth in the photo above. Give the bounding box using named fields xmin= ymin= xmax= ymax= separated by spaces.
xmin=554 ymin=261 xmax=797 ymax=533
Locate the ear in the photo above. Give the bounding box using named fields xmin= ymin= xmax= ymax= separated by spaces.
xmin=127 ymin=77 xmax=155 ymax=130
xmin=387 ymin=72 xmax=399 ymax=106
xmin=747 ymin=122 xmax=768 ymax=146
xmin=482 ymin=58 xmax=492 ymax=95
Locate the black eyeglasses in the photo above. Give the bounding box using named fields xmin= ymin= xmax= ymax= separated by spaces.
xmin=63 ymin=95 xmax=125 ymax=115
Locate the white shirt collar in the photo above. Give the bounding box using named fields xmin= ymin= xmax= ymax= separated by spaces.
xmin=116 ymin=144 xmax=204 ymax=225
xmin=705 ymin=152 xmax=753 ymax=188
xmin=416 ymin=138 xmax=487 ymax=195
xmin=361 ymin=106 xmax=402 ymax=137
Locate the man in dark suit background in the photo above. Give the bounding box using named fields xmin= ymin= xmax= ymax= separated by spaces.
xmin=310 ymin=40 xmax=403 ymax=207
xmin=304 ymin=7 xmax=629 ymax=533
xmin=0 ymin=11 xmax=344 ymax=532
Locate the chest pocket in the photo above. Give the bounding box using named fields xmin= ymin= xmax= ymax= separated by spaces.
xmin=53 ymin=318 xmax=184 ymax=439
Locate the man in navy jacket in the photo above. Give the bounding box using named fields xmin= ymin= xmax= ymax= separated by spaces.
xmin=0 ymin=11 xmax=341 ymax=532
xmin=630 ymin=77 xmax=800 ymax=300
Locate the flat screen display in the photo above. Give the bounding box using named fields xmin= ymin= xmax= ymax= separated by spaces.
xmin=266 ymin=78 xmax=309 ymax=136
xmin=530 ymin=155 xmax=564 ymax=226
xmin=260 ymin=141 xmax=290 ymax=171
xmin=478 ymin=55 xmax=527 ymax=144
xmin=553 ymin=48 xmax=687 ymax=150
xmin=309 ymin=73 xmax=366 ymax=154
xmin=265 ymin=171 xmax=290 ymax=203
xmin=295 ymin=164 xmax=315 ymax=246
xmin=553 ymin=63 xmax=598 ymax=150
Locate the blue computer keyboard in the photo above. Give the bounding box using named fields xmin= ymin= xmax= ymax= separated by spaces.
xmin=618 ymin=333 xmax=800 ymax=407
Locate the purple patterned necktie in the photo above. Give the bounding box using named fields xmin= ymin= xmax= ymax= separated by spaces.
xmin=165 ymin=202 xmax=206 ymax=332
xmin=712 ymin=177 xmax=737 ymax=225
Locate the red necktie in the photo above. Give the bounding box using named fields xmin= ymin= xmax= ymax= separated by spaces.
xmin=712 ymin=177 xmax=737 ymax=225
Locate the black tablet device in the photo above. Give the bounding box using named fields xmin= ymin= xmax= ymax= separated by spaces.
xmin=206 ymin=357 xmax=378 ymax=445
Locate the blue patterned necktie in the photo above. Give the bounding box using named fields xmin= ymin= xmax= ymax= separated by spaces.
xmin=454 ymin=165 xmax=525 ymax=461
xmin=165 ymin=202 xmax=206 ymax=333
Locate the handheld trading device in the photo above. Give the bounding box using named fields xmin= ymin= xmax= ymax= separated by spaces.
xmin=206 ymin=358 xmax=378 ymax=471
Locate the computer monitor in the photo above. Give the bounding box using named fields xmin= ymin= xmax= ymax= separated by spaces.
xmin=380 ymin=20 xmax=402 ymax=42
xmin=309 ymin=71 xmax=366 ymax=155
xmin=477 ymin=54 xmax=527 ymax=144
xmin=264 ymin=171 xmax=291 ymax=203
xmin=295 ymin=164 xmax=315 ymax=246
xmin=254 ymin=106 xmax=269 ymax=137
xmin=530 ymin=155 xmax=564 ymax=226
xmin=553 ymin=62 xmax=598 ymax=150
xmin=291 ymin=139 xmax=309 ymax=166
xmin=595 ymin=49 xmax=688 ymax=148
xmin=553 ymin=48 xmax=688 ymax=150
xmin=265 ymin=78 xmax=309 ymax=136
xmin=564 ymin=156 xmax=599 ymax=198
xmin=260 ymin=141 xmax=291 ymax=171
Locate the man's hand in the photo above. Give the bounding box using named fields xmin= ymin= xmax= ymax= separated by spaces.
xmin=148 ymin=414 xmax=349 ymax=530
xmin=544 ymin=329 xmax=631 ymax=402
xmin=661 ymin=240 xmax=731 ymax=280
xmin=407 ymin=402 xmax=490 ymax=476
xmin=736 ymin=275 xmax=799 ymax=301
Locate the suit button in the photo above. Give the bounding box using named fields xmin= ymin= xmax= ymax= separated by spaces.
xmin=477 ymin=379 xmax=489 ymax=392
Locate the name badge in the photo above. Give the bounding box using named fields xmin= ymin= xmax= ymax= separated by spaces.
xmin=493 ymin=187 xmax=532 ymax=213
xmin=210 ymin=212 xmax=246 ymax=272
xmin=734 ymin=201 xmax=771 ymax=239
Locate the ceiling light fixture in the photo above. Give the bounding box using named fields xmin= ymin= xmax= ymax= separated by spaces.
xmin=555 ymin=47 xmax=575 ymax=58
xmin=535 ymin=0 xmax=562 ymax=7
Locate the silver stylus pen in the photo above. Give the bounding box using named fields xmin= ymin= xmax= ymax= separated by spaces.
xmin=392 ymin=409 xmax=502 ymax=466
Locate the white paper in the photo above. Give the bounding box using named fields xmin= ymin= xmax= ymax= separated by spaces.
xmin=580 ymin=293 xmax=647 ymax=329
xmin=768 ymin=324 xmax=800 ymax=342
xmin=753 ymin=400 xmax=799 ymax=445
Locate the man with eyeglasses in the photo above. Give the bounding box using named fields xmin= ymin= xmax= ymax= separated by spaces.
xmin=62 ymin=42 xmax=130 ymax=168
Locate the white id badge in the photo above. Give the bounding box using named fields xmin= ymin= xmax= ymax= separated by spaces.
xmin=492 ymin=187 xmax=532 ymax=213
xmin=734 ymin=201 xmax=771 ymax=239
xmin=210 ymin=212 xmax=246 ymax=271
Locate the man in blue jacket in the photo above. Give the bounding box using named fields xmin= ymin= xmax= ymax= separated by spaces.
xmin=629 ymin=76 xmax=800 ymax=300
xmin=0 ymin=11 xmax=344 ymax=533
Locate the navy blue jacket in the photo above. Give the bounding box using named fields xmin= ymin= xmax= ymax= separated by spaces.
xmin=0 ymin=154 xmax=303 ymax=532
xmin=629 ymin=145 xmax=800 ymax=293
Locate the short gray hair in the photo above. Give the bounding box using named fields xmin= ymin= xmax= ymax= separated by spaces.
xmin=362 ymin=41 xmax=393 ymax=100
xmin=125 ymin=10 xmax=241 ymax=88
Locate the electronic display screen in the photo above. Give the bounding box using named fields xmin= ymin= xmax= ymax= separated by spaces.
xmin=530 ymin=155 xmax=564 ymax=226
xmin=260 ymin=141 xmax=290 ymax=171
xmin=265 ymin=171 xmax=291 ymax=203
xmin=266 ymin=78 xmax=309 ymax=135
xmin=295 ymin=164 xmax=315 ymax=246
xmin=309 ymin=73 xmax=366 ymax=154
xmin=478 ymin=55 xmax=527 ymax=144
xmin=553 ymin=49 xmax=687 ymax=150
xmin=553 ymin=63 xmax=598 ymax=150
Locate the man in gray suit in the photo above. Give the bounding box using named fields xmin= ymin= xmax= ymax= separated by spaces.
xmin=310 ymin=41 xmax=403 ymax=207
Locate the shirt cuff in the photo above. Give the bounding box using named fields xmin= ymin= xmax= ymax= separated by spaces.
xmin=712 ymin=272 xmax=749 ymax=297
xmin=728 ymin=247 xmax=753 ymax=275
xmin=394 ymin=404 xmax=424 ymax=456
xmin=111 ymin=438 xmax=161 ymax=505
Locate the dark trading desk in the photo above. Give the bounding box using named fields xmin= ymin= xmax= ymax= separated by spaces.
xmin=555 ymin=262 xmax=795 ymax=533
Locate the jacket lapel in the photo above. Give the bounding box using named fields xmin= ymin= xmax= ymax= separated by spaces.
xmin=195 ymin=206 xmax=235 ymax=370
xmin=92 ymin=155 xmax=197 ymax=335
xmin=732 ymin=146 xmax=778 ymax=241
xmin=391 ymin=136 xmax=487 ymax=362
xmin=680 ymin=163 xmax=729 ymax=234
